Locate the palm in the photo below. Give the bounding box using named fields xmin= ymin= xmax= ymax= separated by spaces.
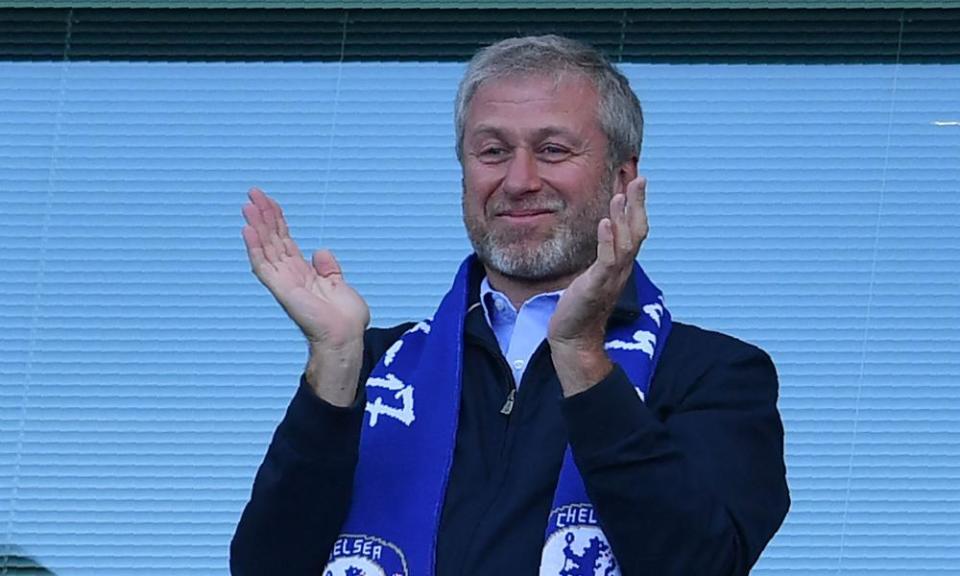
xmin=548 ymin=176 xmax=648 ymax=345
xmin=549 ymin=267 xmax=601 ymax=342
xmin=241 ymin=188 xmax=370 ymax=347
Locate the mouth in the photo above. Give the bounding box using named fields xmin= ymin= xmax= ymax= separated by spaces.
xmin=495 ymin=209 xmax=556 ymax=223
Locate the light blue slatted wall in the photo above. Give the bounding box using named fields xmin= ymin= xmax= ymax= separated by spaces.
xmin=1 ymin=61 xmax=959 ymax=575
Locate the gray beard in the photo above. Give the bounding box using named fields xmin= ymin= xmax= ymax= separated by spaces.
xmin=463 ymin=173 xmax=615 ymax=282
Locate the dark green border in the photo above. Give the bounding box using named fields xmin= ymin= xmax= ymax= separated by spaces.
xmin=2 ymin=7 xmax=958 ymax=62
xmin=6 ymin=1 xmax=960 ymax=8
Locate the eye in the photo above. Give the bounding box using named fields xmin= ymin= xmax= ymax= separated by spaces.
xmin=476 ymin=146 xmax=510 ymax=164
xmin=538 ymin=144 xmax=572 ymax=162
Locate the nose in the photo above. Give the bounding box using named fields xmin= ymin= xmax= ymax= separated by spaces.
xmin=502 ymin=148 xmax=542 ymax=196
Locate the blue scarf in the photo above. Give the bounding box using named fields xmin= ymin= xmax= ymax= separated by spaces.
xmin=323 ymin=255 xmax=671 ymax=576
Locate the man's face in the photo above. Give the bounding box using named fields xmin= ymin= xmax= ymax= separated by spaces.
xmin=461 ymin=74 xmax=619 ymax=281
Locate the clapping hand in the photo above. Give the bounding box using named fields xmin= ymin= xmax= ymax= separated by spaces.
xmin=547 ymin=175 xmax=648 ymax=396
xmin=241 ymin=187 xmax=370 ymax=405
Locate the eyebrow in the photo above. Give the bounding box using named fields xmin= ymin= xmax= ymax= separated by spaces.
xmin=467 ymin=124 xmax=583 ymax=144
xmin=532 ymin=126 xmax=582 ymax=142
xmin=468 ymin=124 xmax=508 ymax=141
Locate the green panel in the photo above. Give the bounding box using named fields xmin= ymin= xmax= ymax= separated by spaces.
xmin=0 ymin=549 xmax=56 ymax=576
xmin=5 ymin=1 xmax=960 ymax=8
xmin=2 ymin=8 xmax=959 ymax=63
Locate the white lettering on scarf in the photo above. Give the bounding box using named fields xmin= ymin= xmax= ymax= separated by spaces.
xmin=364 ymin=320 xmax=432 ymax=428
xmin=642 ymin=302 xmax=663 ymax=327
xmin=384 ymin=339 xmax=403 ymax=367
xmin=605 ymin=329 xmax=656 ymax=358
xmin=603 ymin=300 xmax=661 ymax=403
xmin=407 ymin=320 xmax=431 ymax=335
xmin=366 ymin=374 xmax=415 ymax=427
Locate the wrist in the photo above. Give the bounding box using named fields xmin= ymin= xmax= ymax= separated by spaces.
xmin=548 ymin=338 xmax=613 ymax=397
xmin=305 ymin=339 xmax=364 ymax=407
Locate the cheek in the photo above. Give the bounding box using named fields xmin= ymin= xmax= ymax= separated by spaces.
xmin=463 ymin=166 xmax=502 ymax=208
xmin=461 ymin=186 xmax=487 ymax=223
xmin=461 ymin=191 xmax=484 ymax=220
xmin=464 ymin=162 xmax=502 ymax=187
xmin=540 ymin=162 xmax=601 ymax=190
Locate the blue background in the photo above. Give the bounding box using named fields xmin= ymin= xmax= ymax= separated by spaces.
xmin=1 ymin=60 xmax=959 ymax=574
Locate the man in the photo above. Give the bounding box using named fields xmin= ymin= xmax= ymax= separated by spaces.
xmin=232 ymin=35 xmax=789 ymax=576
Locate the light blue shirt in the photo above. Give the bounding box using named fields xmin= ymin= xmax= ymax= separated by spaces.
xmin=479 ymin=277 xmax=563 ymax=387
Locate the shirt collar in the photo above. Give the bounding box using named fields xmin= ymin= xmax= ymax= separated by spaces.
xmin=466 ymin=256 xmax=642 ymax=325
xmin=479 ymin=276 xmax=564 ymax=328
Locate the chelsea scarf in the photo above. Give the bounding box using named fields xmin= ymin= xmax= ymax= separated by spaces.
xmin=323 ymin=255 xmax=672 ymax=576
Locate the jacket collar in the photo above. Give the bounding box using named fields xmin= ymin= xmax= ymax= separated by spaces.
xmin=465 ymin=256 xmax=642 ymax=331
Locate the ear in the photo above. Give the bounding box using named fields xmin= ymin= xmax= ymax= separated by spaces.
xmin=615 ymin=155 xmax=639 ymax=193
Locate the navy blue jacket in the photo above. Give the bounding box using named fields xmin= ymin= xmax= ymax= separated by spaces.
xmin=231 ymin=267 xmax=790 ymax=575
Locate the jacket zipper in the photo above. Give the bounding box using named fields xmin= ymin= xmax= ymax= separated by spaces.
xmin=500 ymin=388 xmax=516 ymax=415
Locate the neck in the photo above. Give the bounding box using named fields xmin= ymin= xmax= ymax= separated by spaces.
xmin=483 ymin=265 xmax=581 ymax=310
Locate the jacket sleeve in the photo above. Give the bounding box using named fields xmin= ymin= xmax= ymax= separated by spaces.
xmin=561 ymin=345 xmax=790 ymax=576
xmin=230 ymin=376 xmax=365 ymax=575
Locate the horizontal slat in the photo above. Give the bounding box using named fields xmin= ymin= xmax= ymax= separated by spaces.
xmin=0 ymin=8 xmax=958 ymax=63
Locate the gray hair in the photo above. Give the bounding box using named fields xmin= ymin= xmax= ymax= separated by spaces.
xmin=454 ymin=34 xmax=644 ymax=167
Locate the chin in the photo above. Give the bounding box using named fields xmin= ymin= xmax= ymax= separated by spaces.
xmin=482 ymin=244 xmax=584 ymax=282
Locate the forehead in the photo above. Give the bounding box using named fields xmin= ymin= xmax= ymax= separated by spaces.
xmin=464 ymin=73 xmax=601 ymax=136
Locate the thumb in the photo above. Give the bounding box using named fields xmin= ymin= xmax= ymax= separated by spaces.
xmin=312 ymin=249 xmax=344 ymax=278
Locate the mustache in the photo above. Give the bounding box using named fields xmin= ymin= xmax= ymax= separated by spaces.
xmin=487 ymin=197 xmax=566 ymax=216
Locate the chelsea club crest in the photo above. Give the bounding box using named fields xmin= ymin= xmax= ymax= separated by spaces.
xmin=540 ymin=504 xmax=620 ymax=576
xmin=324 ymin=534 xmax=409 ymax=576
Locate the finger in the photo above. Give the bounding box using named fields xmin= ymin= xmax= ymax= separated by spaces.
xmin=596 ymin=217 xmax=615 ymax=269
xmin=249 ymin=187 xmax=282 ymax=240
xmin=249 ymin=188 xmax=289 ymax=260
xmin=267 ymin=194 xmax=291 ymax=239
xmin=248 ymin=187 xmax=273 ymax=216
xmin=312 ymin=249 xmax=345 ymax=279
xmin=609 ymin=193 xmax=631 ymax=259
xmin=281 ymin=234 xmax=303 ymax=261
xmin=242 ymin=201 xmax=282 ymax=263
xmin=245 ymin=189 xmax=273 ymax=235
xmin=626 ymin=175 xmax=649 ymax=245
xmin=265 ymin=194 xmax=303 ymax=260
xmin=241 ymin=225 xmax=269 ymax=274
xmin=241 ymin=201 xmax=268 ymax=244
